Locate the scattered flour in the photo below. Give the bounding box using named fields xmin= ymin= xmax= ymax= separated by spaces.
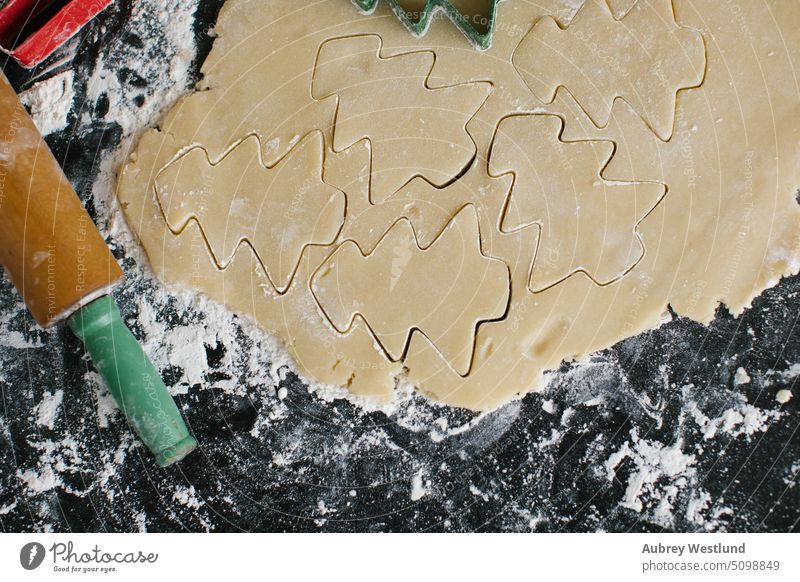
xmin=85 ymin=0 xmax=200 ymax=238
xmin=597 ymin=377 xmax=783 ymax=529
xmin=0 ymin=329 xmax=43 ymax=349
xmin=682 ymin=385 xmax=779 ymax=441
xmin=83 ymin=0 xmax=196 ymax=139
xmin=34 ymin=390 xmax=64 ymax=429
xmin=685 ymin=490 xmax=712 ymax=525
xmin=136 ymin=296 xmax=210 ymax=391
xmin=0 ymin=501 xmax=18 ymax=515
xmin=0 ymin=307 xmax=46 ymax=349
xmin=19 ymin=70 xmax=75 ymax=135
xmin=86 ymin=371 xmax=119 ymax=428
xmin=785 ymin=462 xmax=800 ymax=488
xmin=134 ymin=511 xmax=148 ymax=532
xmin=17 ymin=436 xmax=83 ymax=495
xmin=734 ymin=366 xmax=751 ymax=385
xmin=605 ymin=428 xmax=696 ymax=516
xmin=18 ymin=464 xmax=61 ymax=495
xmin=782 ymin=363 xmax=800 ymax=380
xmin=173 ymin=485 xmax=203 ymax=510
xmin=468 ymin=484 xmax=490 ymax=501
xmin=410 ymin=470 xmax=429 ymax=501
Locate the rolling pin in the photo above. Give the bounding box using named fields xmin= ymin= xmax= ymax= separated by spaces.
xmin=0 ymin=69 xmax=196 ymax=467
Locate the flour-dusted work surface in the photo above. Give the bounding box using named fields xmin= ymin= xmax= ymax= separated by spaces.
xmin=0 ymin=0 xmax=798 ymax=533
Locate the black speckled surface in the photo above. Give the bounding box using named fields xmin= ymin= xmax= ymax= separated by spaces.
xmin=0 ymin=0 xmax=798 ymax=533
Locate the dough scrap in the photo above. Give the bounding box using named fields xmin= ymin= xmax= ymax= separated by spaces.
xmin=489 ymin=114 xmax=666 ymax=291
xmin=118 ymin=0 xmax=800 ymax=411
xmin=512 ymin=0 xmax=706 ymax=140
xmin=312 ymin=205 xmax=509 ymax=375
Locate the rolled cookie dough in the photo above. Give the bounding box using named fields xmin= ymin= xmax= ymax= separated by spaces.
xmin=118 ymin=0 xmax=800 ymax=410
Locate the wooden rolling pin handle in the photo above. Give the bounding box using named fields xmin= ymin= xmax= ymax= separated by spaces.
xmin=0 ymin=69 xmax=123 ymax=327
xmin=0 ymin=70 xmax=196 ymax=466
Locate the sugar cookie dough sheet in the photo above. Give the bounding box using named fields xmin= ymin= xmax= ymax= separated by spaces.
xmin=118 ymin=0 xmax=800 ymax=410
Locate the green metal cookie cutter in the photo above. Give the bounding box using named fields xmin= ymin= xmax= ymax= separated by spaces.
xmin=351 ymin=0 xmax=502 ymax=50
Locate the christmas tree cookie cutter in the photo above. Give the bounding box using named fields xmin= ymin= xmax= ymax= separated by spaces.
xmin=351 ymin=0 xmax=502 ymax=50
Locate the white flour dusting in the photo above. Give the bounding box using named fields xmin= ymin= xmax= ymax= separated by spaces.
xmin=682 ymin=386 xmax=780 ymax=441
xmin=780 ymin=363 xmax=800 ymax=384
xmin=85 ymin=0 xmax=200 ymax=236
xmin=0 ymin=328 xmax=43 ymax=349
xmin=173 ymin=485 xmax=204 ymax=510
xmin=19 ymin=70 xmax=75 ymax=135
xmin=83 ymin=0 xmax=196 ymax=139
xmin=85 ymin=370 xmax=118 ymax=428
xmin=0 ymin=501 xmax=18 ymax=515
xmin=595 ymin=375 xmax=784 ymax=529
xmin=733 ymin=367 xmax=751 ymax=385
xmin=0 ymin=306 xmax=45 ymax=349
xmin=685 ymin=490 xmax=712 ymax=525
xmin=606 ymin=428 xmax=696 ymax=518
xmin=410 ymin=470 xmax=429 ymax=501
xmin=34 ymin=390 xmax=64 ymax=429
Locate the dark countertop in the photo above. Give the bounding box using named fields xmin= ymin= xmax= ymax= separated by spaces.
xmin=0 ymin=0 xmax=798 ymax=533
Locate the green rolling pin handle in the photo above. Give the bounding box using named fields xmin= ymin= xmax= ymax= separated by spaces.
xmin=67 ymin=295 xmax=197 ymax=467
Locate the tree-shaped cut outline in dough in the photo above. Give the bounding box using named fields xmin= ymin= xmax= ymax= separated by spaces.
xmin=511 ymin=0 xmax=706 ymax=141
xmin=489 ymin=114 xmax=667 ymax=293
xmin=311 ymin=34 xmax=491 ymax=205
xmin=311 ymin=204 xmax=510 ymax=376
xmin=154 ymin=132 xmax=345 ymax=294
